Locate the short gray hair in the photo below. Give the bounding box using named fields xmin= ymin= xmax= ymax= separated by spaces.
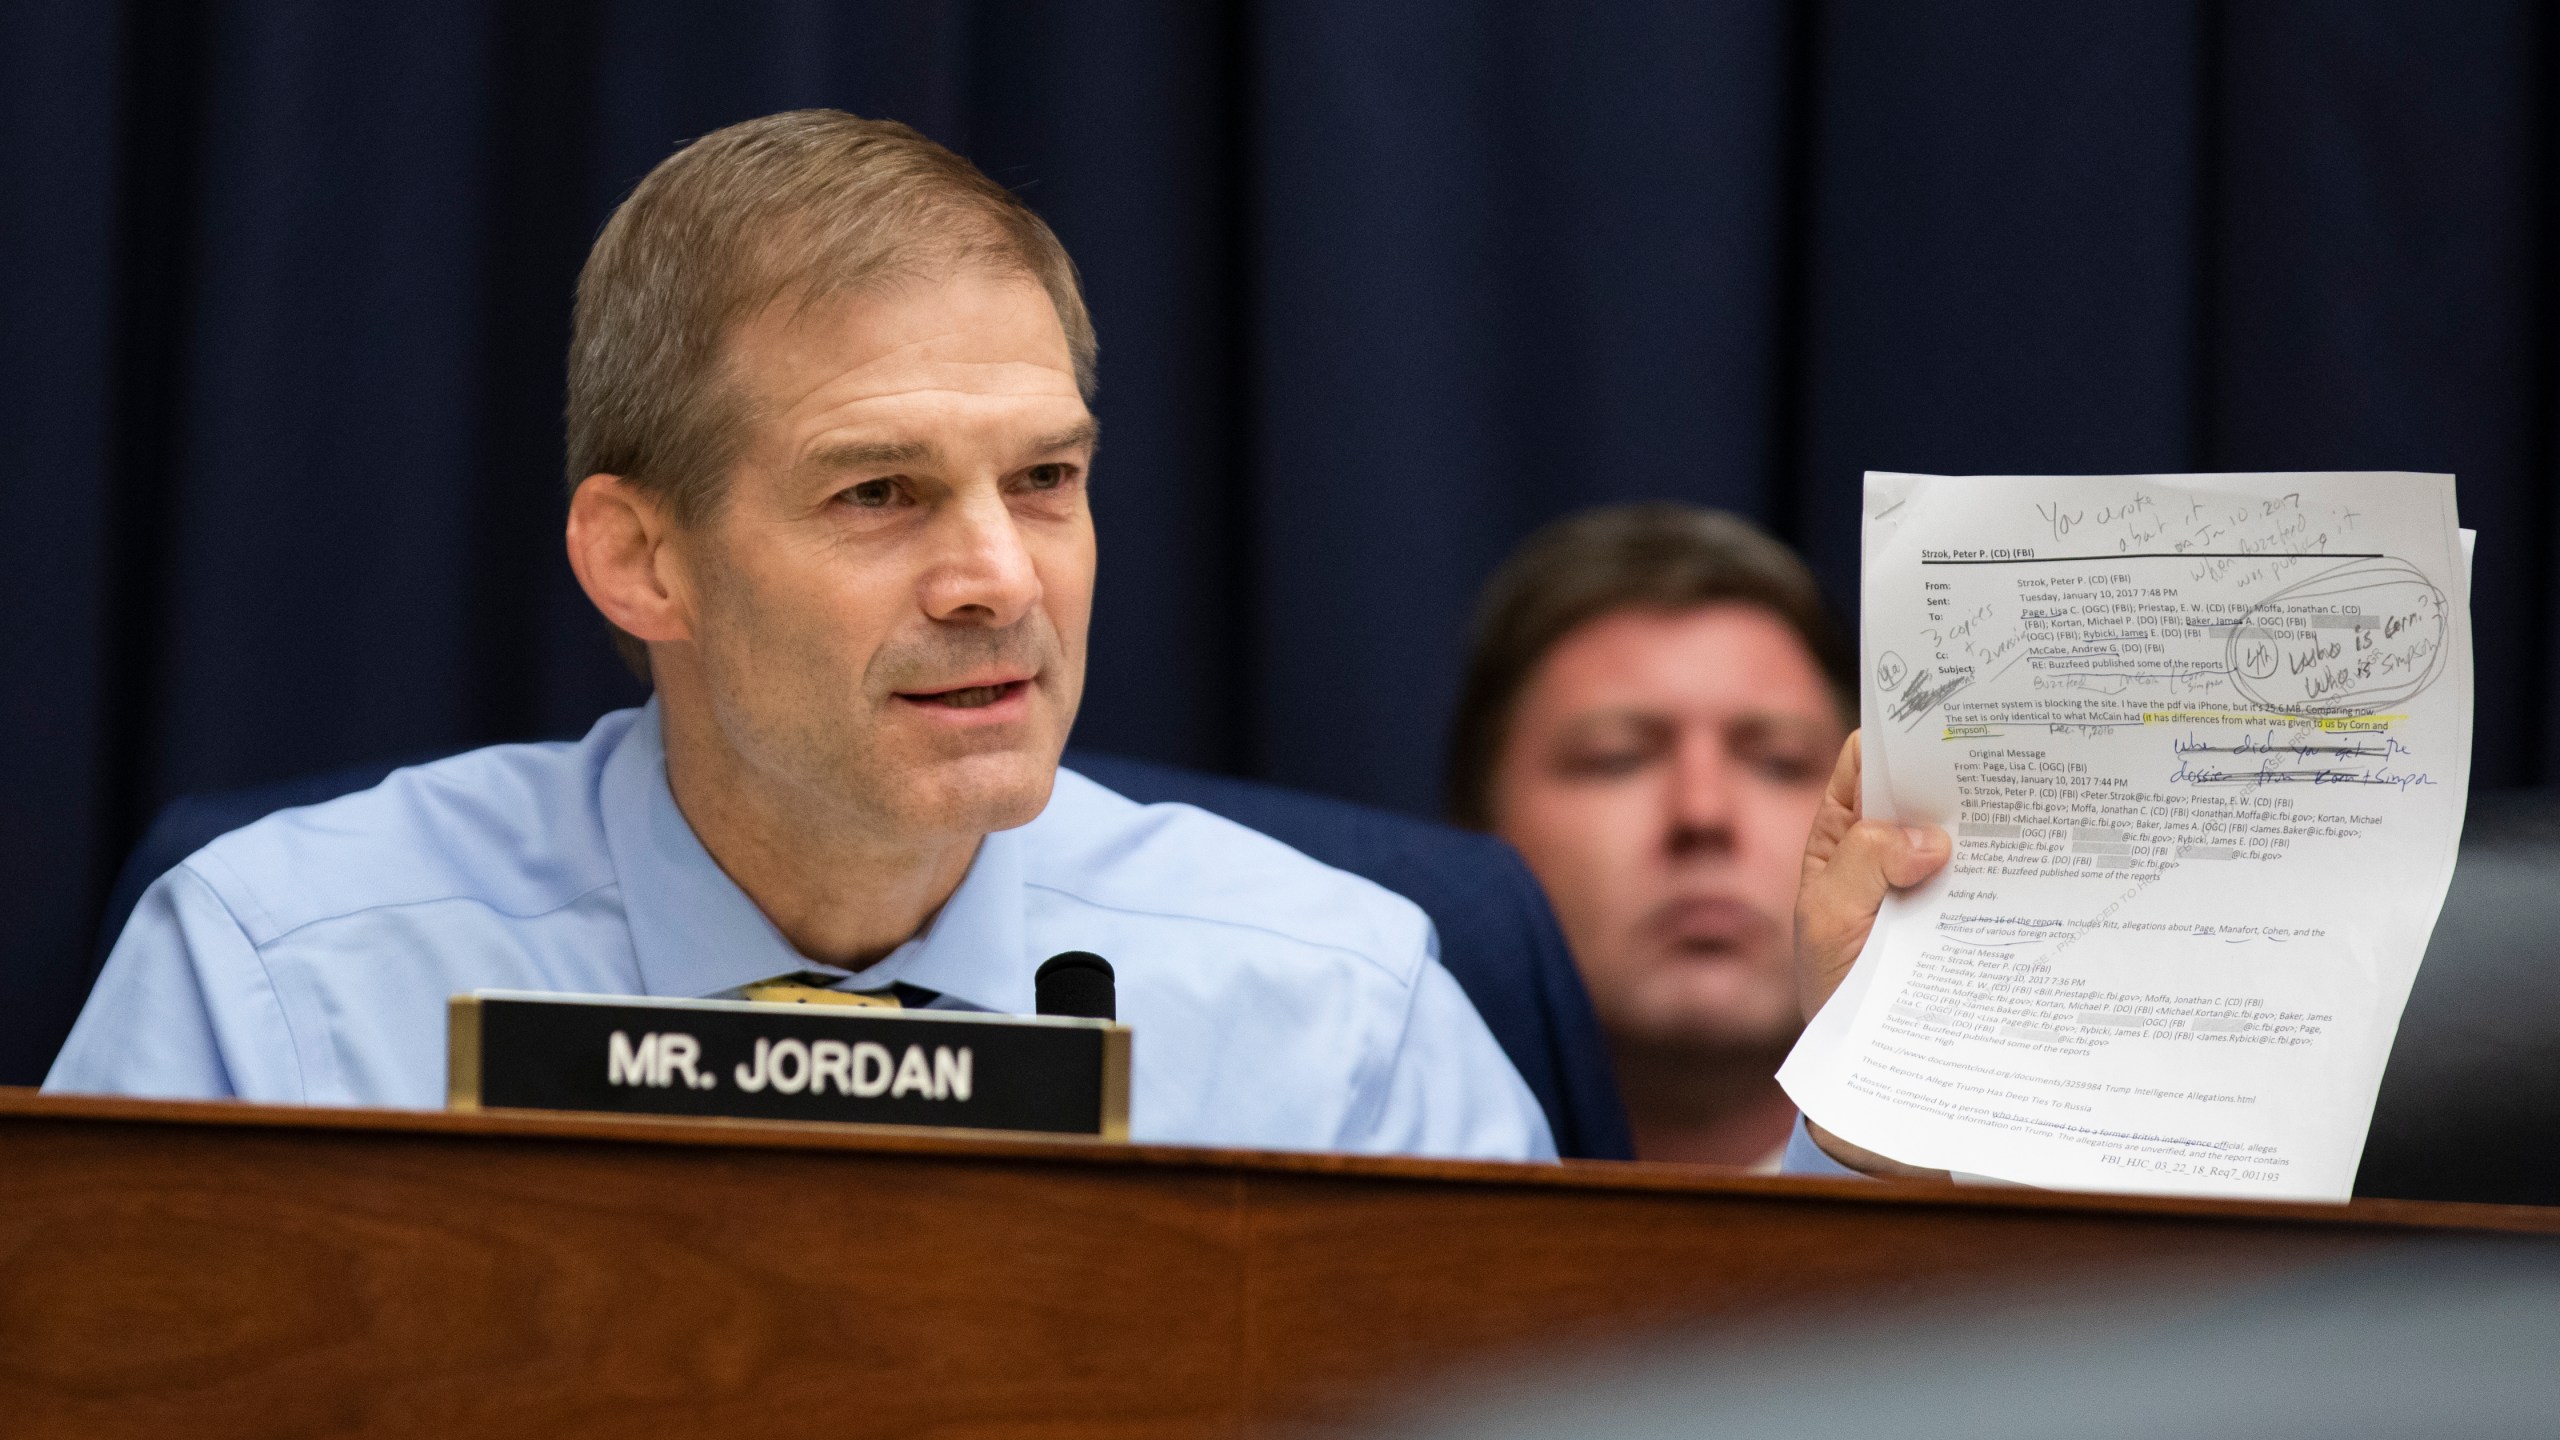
xmin=566 ymin=109 xmax=1097 ymax=528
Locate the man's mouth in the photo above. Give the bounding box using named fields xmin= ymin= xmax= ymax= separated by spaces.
xmin=1654 ymin=897 xmax=1775 ymax=957
xmin=900 ymin=679 xmax=1030 ymax=709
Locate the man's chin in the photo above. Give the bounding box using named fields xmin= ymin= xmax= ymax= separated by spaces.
xmin=1619 ymin=967 xmax=1805 ymax=1056
xmin=886 ymin=743 xmax=1061 ymax=833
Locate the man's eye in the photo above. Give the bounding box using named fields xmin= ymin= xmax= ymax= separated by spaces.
xmin=1556 ymin=748 xmax=1653 ymax=780
xmin=1023 ymin=463 xmax=1071 ymax=491
xmin=844 ymin=478 xmax=900 ymax=509
xmin=1740 ymin=744 xmax=1827 ymax=786
xmin=1757 ymin=755 xmax=1823 ymax=785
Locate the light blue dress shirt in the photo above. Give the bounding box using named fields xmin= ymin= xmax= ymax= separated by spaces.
xmin=1782 ymin=1114 xmax=1867 ymax=1178
xmin=48 ymin=702 xmax=1556 ymax=1161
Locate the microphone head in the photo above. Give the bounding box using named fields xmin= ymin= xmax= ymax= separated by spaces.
xmin=1035 ymin=951 xmax=1116 ymax=1020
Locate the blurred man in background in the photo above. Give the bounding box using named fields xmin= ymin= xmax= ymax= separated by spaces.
xmin=1448 ymin=505 xmax=1852 ymax=1168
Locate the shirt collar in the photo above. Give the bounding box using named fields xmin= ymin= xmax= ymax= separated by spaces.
xmin=599 ymin=698 xmax=1032 ymax=1013
xmin=853 ymin=823 xmax=1033 ymax=1015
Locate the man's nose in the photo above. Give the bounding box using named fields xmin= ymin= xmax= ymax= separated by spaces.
xmin=918 ymin=488 xmax=1041 ymax=628
xmin=1667 ymin=727 xmax=1740 ymax=857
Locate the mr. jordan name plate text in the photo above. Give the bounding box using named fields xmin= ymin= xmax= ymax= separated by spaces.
xmin=449 ymin=990 xmax=1130 ymax=1139
xmin=1780 ymin=471 xmax=2472 ymax=1200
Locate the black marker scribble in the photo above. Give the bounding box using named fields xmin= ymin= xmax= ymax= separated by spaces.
xmin=2167 ymin=756 xmax=2437 ymax=792
xmin=2172 ymin=730 xmax=2410 ymax=763
xmin=1888 ymin=668 xmax=1973 ymax=728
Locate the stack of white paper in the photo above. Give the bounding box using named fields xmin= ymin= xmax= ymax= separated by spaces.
xmin=1779 ymin=471 xmax=2472 ymax=1200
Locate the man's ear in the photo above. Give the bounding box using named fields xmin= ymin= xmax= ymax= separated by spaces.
xmin=565 ymin=474 xmax=693 ymax=645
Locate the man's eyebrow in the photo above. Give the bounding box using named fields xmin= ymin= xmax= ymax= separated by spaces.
xmin=1028 ymin=419 xmax=1101 ymax=455
xmin=1559 ymin=707 xmax=1672 ymax=735
xmin=1730 ymin=711 xmax=1850 ymax=737
xmin=806 ymin=437 xmax=934 ymax=469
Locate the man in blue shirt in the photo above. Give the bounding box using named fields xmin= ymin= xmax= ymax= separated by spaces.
xmin=47 ymin=110 xmax=1550 ymax=1160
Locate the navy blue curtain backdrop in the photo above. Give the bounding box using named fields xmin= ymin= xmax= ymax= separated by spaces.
xmin=4 ymin=1 xmax=2556 ymax=1083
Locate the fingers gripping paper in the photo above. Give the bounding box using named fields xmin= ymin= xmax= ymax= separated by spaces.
xmin=1778 ymin=472 xmax=2472 ymax=1200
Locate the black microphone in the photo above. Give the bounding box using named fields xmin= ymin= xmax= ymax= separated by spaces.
xmin=1035 ymin=951 xmax=1116 ymax=1020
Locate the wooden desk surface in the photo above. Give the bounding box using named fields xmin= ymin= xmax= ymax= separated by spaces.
xmin=2 ymin=1088 xmax=2551 ymax=1438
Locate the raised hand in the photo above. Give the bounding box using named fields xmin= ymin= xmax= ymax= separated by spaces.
xmin=1793 ymin=731 xmax=1953 ymax=1178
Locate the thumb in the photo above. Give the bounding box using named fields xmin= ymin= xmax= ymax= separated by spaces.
xmin=1883 ymin=824 xmax=1953 ymax=887
xmin=1796 ymin=819 xmax=1952 ymax=1016
xmin=1829 ymin=819 xmax=1952 ymax=907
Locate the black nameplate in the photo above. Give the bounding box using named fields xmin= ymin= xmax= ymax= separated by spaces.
xmin=448 ymin=991 xmax=1129 ymax=1139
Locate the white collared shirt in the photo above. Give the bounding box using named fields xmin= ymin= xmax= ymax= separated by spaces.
xmin=48 ymin=702 xmax=1555 ymax=1161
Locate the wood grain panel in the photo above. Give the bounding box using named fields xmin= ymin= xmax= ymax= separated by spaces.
xmin=0 ymin=1091 xmax=2551 ymax=1438
xmin=1232 ymin=1175 xmax=2382 ymax=1421
xmin=0 ymin=1116 xmax=1249 ymax=1438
